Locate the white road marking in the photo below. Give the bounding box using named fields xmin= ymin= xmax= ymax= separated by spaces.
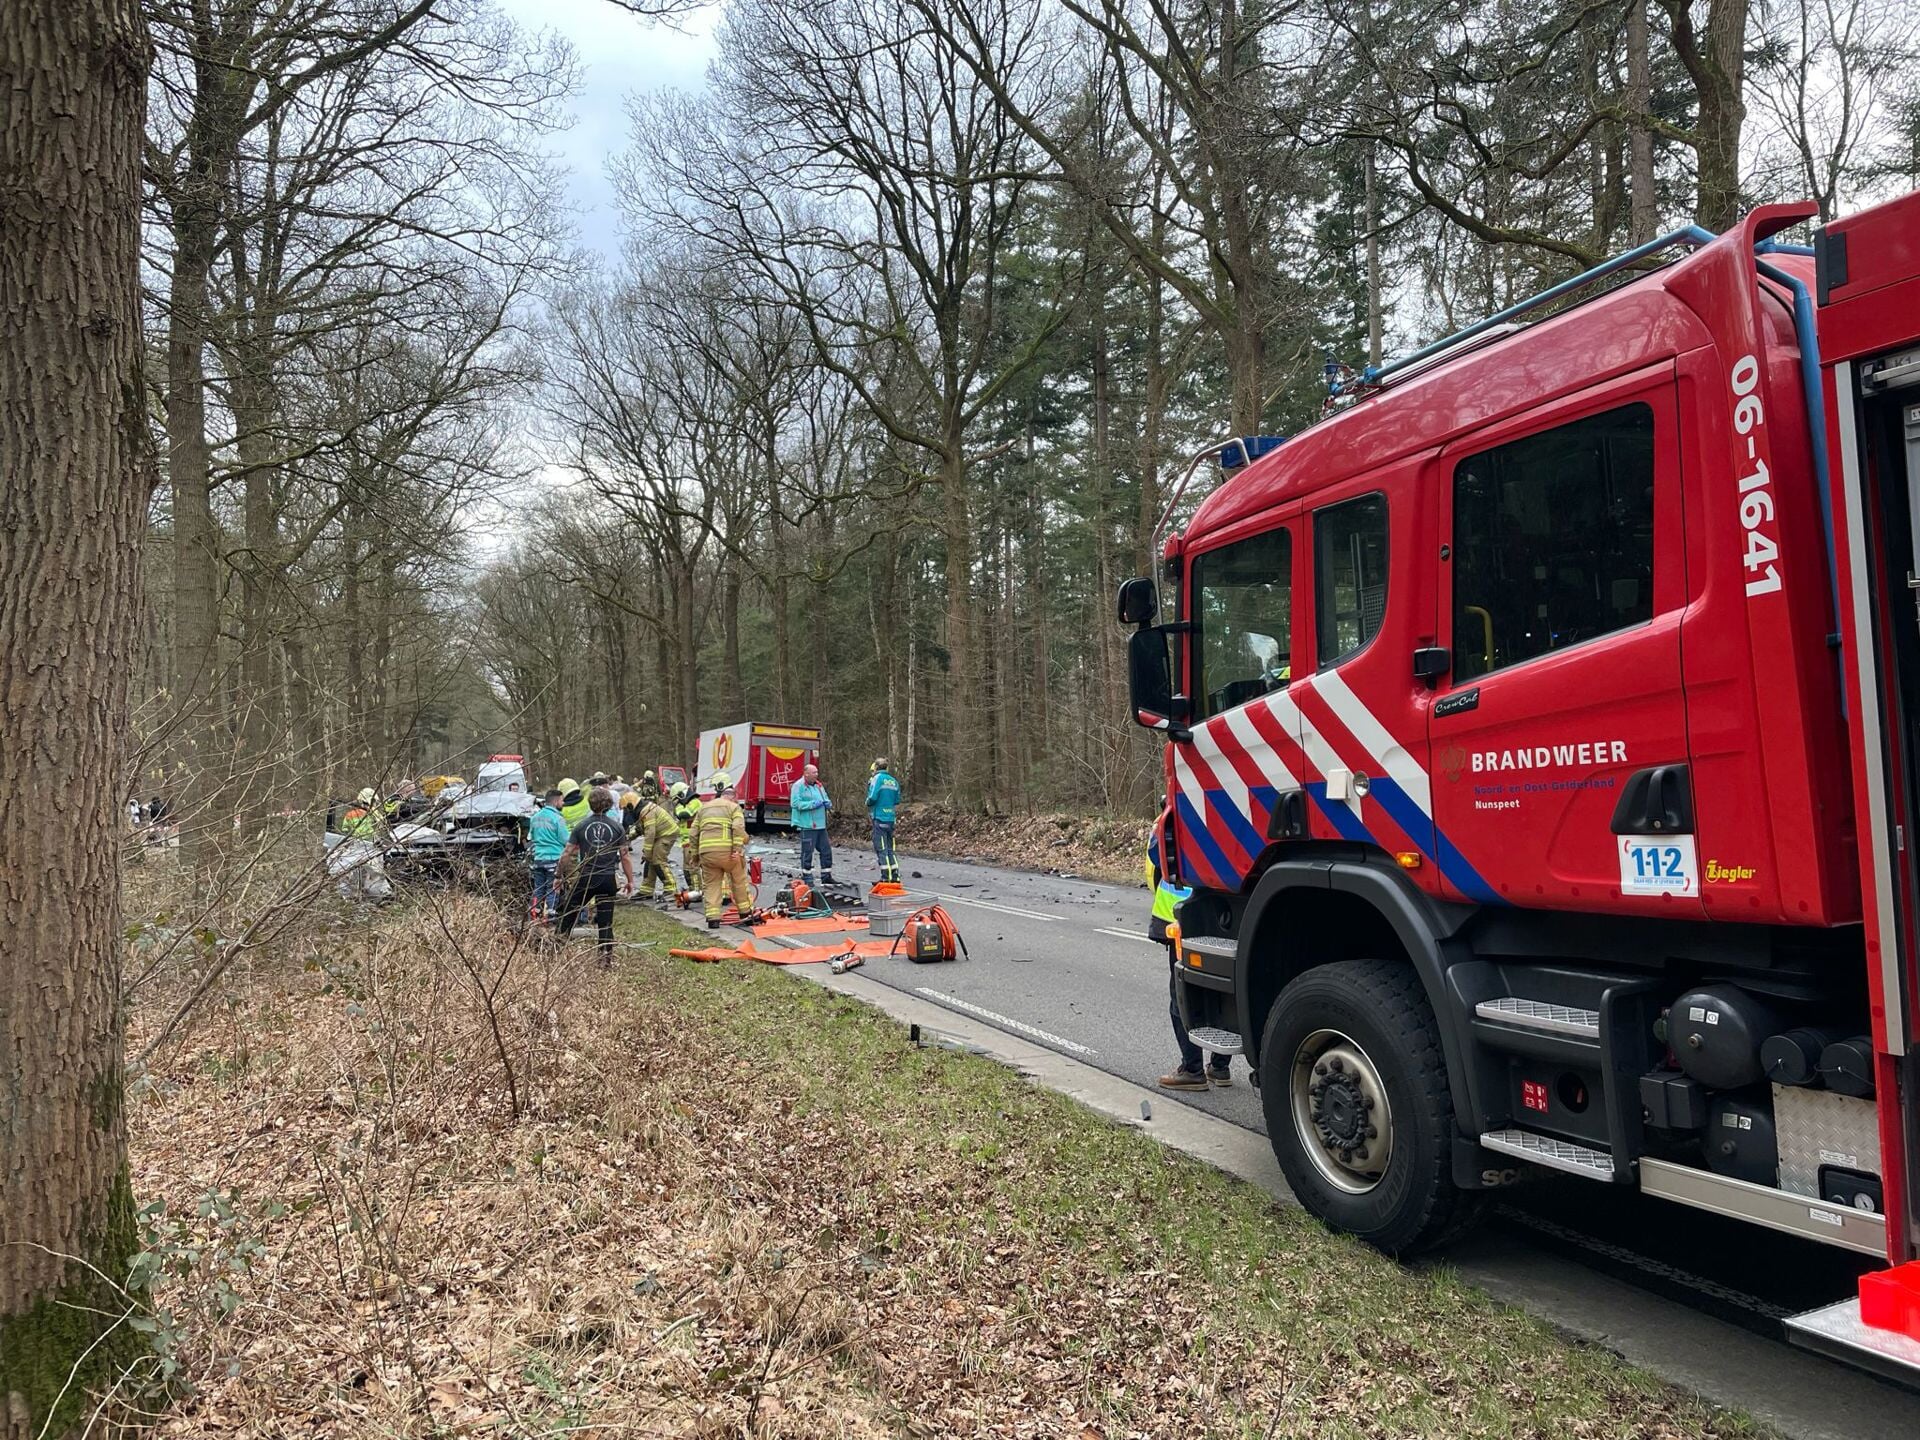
xmin=1096 ymin=926 xmax=1159 ymax=945
xmin=912 ymin=988 xmax=1097 ymax=1055
xmin=910 ymin=889 xmax=1060 ymax=922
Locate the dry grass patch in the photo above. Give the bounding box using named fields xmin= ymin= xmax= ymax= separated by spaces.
xmin=121 ymin=895 xmax=1769 ymax=1438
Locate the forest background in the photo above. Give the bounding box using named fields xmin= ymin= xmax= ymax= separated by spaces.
xmin=133 ymin=0 xmax=1920 ymax=854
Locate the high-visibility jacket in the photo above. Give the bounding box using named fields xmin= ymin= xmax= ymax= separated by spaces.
xmin=560 ymin=791 xmax=591 ymax=829
xmin=341 ymin=806 xmax=375 ymax=839
xmin=866 ymin=770 xmax=901 ymax=823
xmin=674 ymin=795 xmax=701 ymax=843
xmin=1147 ymin=829 xmax=1188 ymax=940
xmin=693 ymin=795 xmax=747 ymax=862
xmin=639 ymin=800 xmax=678 ymax=848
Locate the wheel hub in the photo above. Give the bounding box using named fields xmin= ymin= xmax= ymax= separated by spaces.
xmin=1309 ymin=1062 xmax=1369 ymax=1150
xmin=1289 ymin=1029 xmax=1393 ymax=1194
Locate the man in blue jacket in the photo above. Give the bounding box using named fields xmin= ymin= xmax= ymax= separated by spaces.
xmin=788 ymin=763 xmax=838 ymax=889
xmin=528 ymin=787 xmax=570 ymax=920
xmin=866 ymin=758 xmax=902 ymax=883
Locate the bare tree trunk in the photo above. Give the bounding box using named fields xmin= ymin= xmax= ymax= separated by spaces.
xmin=1089 ymin=227 xmax=1124 ymax=806
xmin=1626 ymin=0 xmax=1657 ymax=244
xmin=721 ymin=559 xmax=745 ymax=717
xmin=809 ymin=513 xmax=832 ymax=735
xmin=940 ymin=436 xmax=976 ymax=807
xmin=1696 ymin=0 xmax=1748 ymax=231
xmin=1665 ymin=0 xmax=1750 ymax=229
xmin=167 ymin=199 xmax=221 ymax=862
xmin=870 ymin=528 xmax=901 ymax=760
xmin=676 ymin=566 xmax=699 ymax=760
xmin=766 ymin=420 xmax=793 ymax=717
xmin=1364 ymin=144 xmax=1384 ymax=367
xmin=0 ymin=0 xmax=150 ymax=1429
xmin=231 ymin=363 xmax=281 ymax=830
xmin=1027 ymin=482 xmax=1048 ymax=802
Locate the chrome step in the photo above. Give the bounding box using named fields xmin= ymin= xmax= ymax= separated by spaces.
xmin=1480 ymin=1127 xmax=1615 ymax=1180
xmin=1474 ymin=996 xmax=1600 ymax=1039
xmin=1785 ymin=1298 xmax=1920 ymax=1387
xmin=1187 ymin=1026 xmax=1244 ymax=1056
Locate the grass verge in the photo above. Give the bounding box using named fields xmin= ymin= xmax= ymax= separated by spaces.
xmin=120 ymin=894 xmax=1765 ymax=1437
xmin=616 ymin=905 xmax=1761 ymax=1439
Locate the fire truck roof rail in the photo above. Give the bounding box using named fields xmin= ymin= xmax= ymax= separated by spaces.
xmin=1342 ymin=224 xmax=1718 ymax=393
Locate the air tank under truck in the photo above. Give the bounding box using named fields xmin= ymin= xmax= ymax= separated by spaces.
xmin=1121 ymin=189 xmax=1920 ymax=1381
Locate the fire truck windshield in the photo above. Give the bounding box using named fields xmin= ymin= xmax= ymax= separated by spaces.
xmin=1193 ymin=528 xmax=1292 ymax=718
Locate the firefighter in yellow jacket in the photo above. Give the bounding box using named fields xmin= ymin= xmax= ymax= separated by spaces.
xmin=694 ymin=772 xmax=752 ymax=928
xmin=671 ymin=782 xmax=701 ymax=890
xmin=636 ymin=795 xmax=679 ymax=902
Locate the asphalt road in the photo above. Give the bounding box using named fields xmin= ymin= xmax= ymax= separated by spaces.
xmin=743 ymin=834 xmax=1884 ymax=1343
xmin=748 ymin=835 xmax=1266 ymax=1122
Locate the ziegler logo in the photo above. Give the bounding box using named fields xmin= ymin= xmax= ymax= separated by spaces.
xmin=1705 ymin=859 xmax=1757 ymax=883
xmin=1438 ymin=742 xmax=1468 ymax=784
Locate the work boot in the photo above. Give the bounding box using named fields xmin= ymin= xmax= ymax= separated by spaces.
xmin=707 ymin=917 xmax=721 ymax=930
xmin=1157 ymin=1068 xmax=1208 ymax=1091
xmin=1208 ymin=1066 xmax=1234 ymax=1088
xmin=822 ymin=872 xmax=839 ymax=887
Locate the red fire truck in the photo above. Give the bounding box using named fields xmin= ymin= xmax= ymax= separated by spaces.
xmin=1123 ymin=190 xmax=1920 ymax=1376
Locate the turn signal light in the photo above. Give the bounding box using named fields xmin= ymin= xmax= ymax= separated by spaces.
xmin=1395 ymin=851 xmax=1423 ymax=870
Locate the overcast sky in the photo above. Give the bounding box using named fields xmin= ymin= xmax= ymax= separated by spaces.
xmin=466 ymin=1 xmax=718 ymax=549
xmin=493 ymin=0 xmax=718 ymax=261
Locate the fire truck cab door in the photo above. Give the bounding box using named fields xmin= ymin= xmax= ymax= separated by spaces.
xmin=1429 ymin=365 xmax=1697 ymax=914
xmin=1172 ymin=511 xmax=1306 ymax=894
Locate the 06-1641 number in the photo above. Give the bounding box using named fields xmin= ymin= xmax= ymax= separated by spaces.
xmin=1730 ymin=354 xmax=1783 ymax=599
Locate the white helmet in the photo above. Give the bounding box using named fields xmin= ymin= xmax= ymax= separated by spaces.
xmin=355 ymin=787 xmax=377 ymax=806
xmin=709 ymin=771 xmax=732 ymax=793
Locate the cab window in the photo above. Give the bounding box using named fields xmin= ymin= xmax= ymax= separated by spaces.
xmin=1451 ymin=402 xmax=1655 ymax=681
xmin=1193 ymin=529 xmax=1292 ymax=718
xmin=1314 ymin=493 xmax=1388 ymax=667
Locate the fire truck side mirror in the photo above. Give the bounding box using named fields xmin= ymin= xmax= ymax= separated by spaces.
xmin=1127 ymin=626 xmax=1174 ymax=729
xmin=1116 ymin=576 xmax=1158 ymax=626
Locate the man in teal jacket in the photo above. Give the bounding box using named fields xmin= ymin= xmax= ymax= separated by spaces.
xmin=789 ymin=763 xmax=839 ymax=889
xmin=529 ymin=788 xmax=570 ymax=919
xmin=866 ymin=758 xmax=902 ymax=883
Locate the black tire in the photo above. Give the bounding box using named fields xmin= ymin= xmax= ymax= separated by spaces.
xmin=1258 ymin=958 xmax=1481 ymax=1255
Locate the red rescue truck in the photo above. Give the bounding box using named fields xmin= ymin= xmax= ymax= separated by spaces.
xmin=1123 ymin=190 xmax=1920 ymax=1378
xmin=695 ymin=721 xmax=821 ymax=828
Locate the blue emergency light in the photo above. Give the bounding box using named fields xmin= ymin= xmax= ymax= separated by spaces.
xmin=1216 ymin=436 xmax=1287 ymax=471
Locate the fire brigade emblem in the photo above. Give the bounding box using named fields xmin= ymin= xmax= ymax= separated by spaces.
xmin=1438 ymin=742 xmax=1468 ymax=784
xmin=714 ymin=733 xmax=734 ymax=770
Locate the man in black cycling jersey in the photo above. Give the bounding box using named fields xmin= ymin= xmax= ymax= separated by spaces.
xmin=557 ymin=785 xmax=635 ymax=965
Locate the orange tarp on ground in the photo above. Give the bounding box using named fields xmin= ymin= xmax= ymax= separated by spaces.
xmin=669 ymin=936 xmax=899 ymax=966
xmin=750 ymin=912 xmax=868 ymax=937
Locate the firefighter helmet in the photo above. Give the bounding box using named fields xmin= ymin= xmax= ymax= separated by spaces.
xmin=355 ymin=787 xmax=377 ymax=806
xmin=710 ymin=771 xmax=733 ymax=793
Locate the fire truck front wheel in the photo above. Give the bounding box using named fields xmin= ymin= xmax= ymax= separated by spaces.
xmin=1259 ymin=958 xmax=1478 ymax=1256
